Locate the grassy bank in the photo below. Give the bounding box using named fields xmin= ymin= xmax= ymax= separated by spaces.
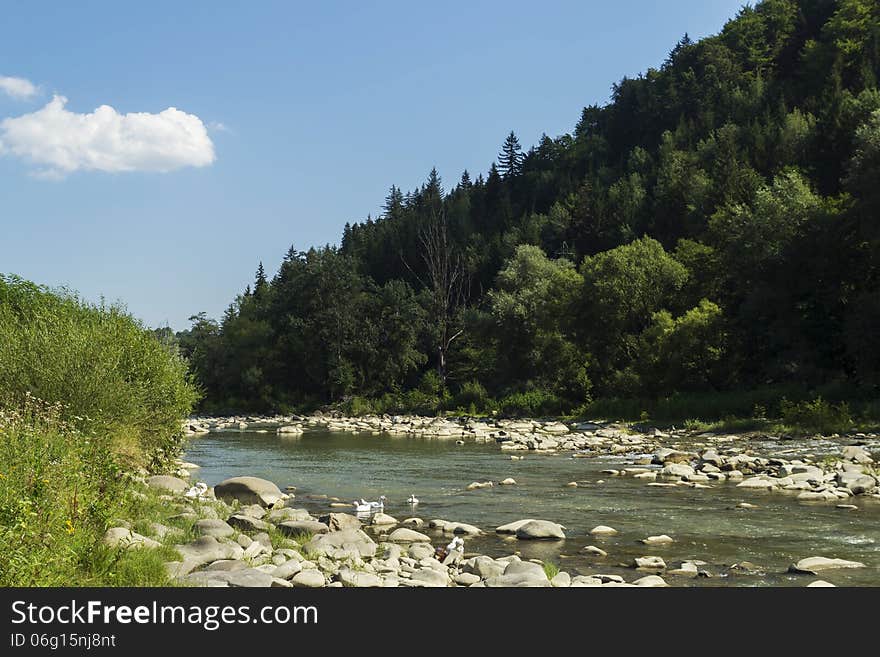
xmin=0 ymin=275 xmax=199 ymax=586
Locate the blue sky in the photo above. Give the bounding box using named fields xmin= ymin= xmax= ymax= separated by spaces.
xmin=0 ymin=0 xmax=747 ymax=330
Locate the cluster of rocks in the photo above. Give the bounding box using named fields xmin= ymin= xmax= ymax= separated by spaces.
xmin=598 ymin=443 xmax=880 ymax=502
xmin=107 ymin=466 xmax=873 ymax=587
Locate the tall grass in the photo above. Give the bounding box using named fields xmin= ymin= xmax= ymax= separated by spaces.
xmin=0 ymin=275 xmax=200 ymax=585
xmin=0 ymin=274 xmax=199 ymax=468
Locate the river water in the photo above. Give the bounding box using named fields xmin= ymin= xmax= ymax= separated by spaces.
xmin=185 ymin=430 xmax=880 ymax=586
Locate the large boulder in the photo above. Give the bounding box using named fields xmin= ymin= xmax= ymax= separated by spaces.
xmin=214 ymin=476 xmax=284 ymax=507
xmin=147 ymin=475 xmax=189 ymax=494
xmin=515 ymin=520 xmax=566 ymax=540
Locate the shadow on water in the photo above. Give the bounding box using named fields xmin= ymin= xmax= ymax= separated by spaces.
xmin=184 ymin=430 xmax=880 ymax=586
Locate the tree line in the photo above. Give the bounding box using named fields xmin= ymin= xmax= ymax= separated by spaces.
xmin=173 ymin=0 xmax=880 ymax=418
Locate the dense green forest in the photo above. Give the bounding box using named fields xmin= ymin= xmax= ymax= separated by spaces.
xmin=175 ymin=0 xmax=880 ymax=419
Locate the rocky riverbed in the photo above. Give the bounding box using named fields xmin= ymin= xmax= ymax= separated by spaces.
xmin=184 ymin=413 xmax=880 ymax=504
xmin=99 ymin=414 xmax=880 ymax=587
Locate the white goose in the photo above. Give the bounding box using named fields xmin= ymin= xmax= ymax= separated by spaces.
xmin=407 ymin=494 xmax=419 ymax=505
xmin=353 ymin=495 xmax=386 ymax=514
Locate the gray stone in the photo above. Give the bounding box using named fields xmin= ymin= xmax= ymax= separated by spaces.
xmin=582 ymin=545 xmax=608 ymax=557
xmin=205 ymin=559 xmax=248 ymax=572
xmin=339 ymin=570 xmax=383 ymax=587
xmin=837 ymin=471 xmax=877 ymax=495
xmin=146 ymin=475 xmax=189 ymax=493
xmin=668 ymin=562 xmax=699 ymax=577
xmin=195 ymin=519 xmax=235 ymax=538
xmin=640 ymin=534 xmax=674 ymax=545
xmin=214 ymin=476 xmax=284 ymax=507
xmin=303 ymin=528 xmax=377 ymax=559
xmin=454 ymin=572 xmax=481 ymax=586
xmin=496 ymin=519 xmax=538 ymax=534
xmin=267 ymin=507 xmax=313 ymax=524
xmin=589 ymin=525 xmax=618 ymax=536
xmin=841 ymin=446 xmax=873 ymax=464
xmin=551 ymin=572 xmax=571 ymax=587
xmin=660 ymin=463 xmax=695 ymax=477
xmin=485 ymin=560 xmax=551 ymax=587
xmin=514 ymin=520 xmax=565 ymax=540
xmin=102 ymin=527 xmax=161 ymax=550
xmin=174 ymin=537 xmax=245 ymax=575
xmin=789 ymin=557 xmax=866 ymax=574
xmin=807 ymin=580 xmax=836 ymax=587
xmin=370 ymin=513 xmax=398 ymax=526
xmin=387 ymin=528 xmax=431 ymax=543
xmin=227 ymin=514 xmax=271 ymax=533
xmin=319 ymin=512 xmax=362 ymax=532
xmin=237 ymin=504 xmax=267 ymax=519
xmin=409 ymin=568 xmax=449 ymax=587
xmin=632 ymin=574 xmax=668 ymax=587
xmin=290 ymin=570 xmax=326 ymax=588
xmin=407 ymin=543 xmax=436 ymax=560
xmin=278 ymin=520 xmax=329 ymax=538
xmin=633 ymin=556 xmax=667 ymax=570
xmin=181 ymin=568 xmax=273 ymax=588
xmin=570 ymin=576 xmax=603 ymax=587
xmin=462 ymin=555 xmax=505 ymax=579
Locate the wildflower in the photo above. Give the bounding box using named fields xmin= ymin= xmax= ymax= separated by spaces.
xmin=66 ymin=519 xmax=75 ymax=535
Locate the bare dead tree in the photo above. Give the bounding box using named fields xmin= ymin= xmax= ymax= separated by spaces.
xmin=402 ymin=210 xmax=469 ymax=388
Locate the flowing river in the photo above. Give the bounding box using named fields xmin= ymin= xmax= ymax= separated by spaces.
xmin=185 ymin=430 xmax=880 ymax=586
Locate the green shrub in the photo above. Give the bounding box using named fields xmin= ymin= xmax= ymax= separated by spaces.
xmin=455 ymin=380 xmax=490 ymax=411
xmin=341 ymin=396 xmax=375 ymax=416
xmin=498 ymin=390 xmax=566 ymax=417
xmin=0 ymin=275 xmax=200 ymax=469
xmin=780 ymin=397 xmax=853 ymax=435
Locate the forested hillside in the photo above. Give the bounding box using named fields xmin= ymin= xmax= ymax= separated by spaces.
xmin=177 ymin=0 xmax=880 ymax=418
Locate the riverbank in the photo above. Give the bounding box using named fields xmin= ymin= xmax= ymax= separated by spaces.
xmin=136 ymin=413 xmax=880 ymax=587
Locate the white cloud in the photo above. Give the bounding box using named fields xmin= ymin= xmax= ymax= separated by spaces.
xmin=0 ymin=95 xmax=216 ymax=176
xmin=0 ymin=75 xmax=38 ymax=100
xmin=208 ymin=121 xmax=231 ymax=133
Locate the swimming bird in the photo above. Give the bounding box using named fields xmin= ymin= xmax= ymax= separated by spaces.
xmin=184 ymin=482 xmax=208 ymax=499
xmin=353 ymin=495 xmax=386 ymax=514
xmin=407 ymin=494 xmax=419 ymax=505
